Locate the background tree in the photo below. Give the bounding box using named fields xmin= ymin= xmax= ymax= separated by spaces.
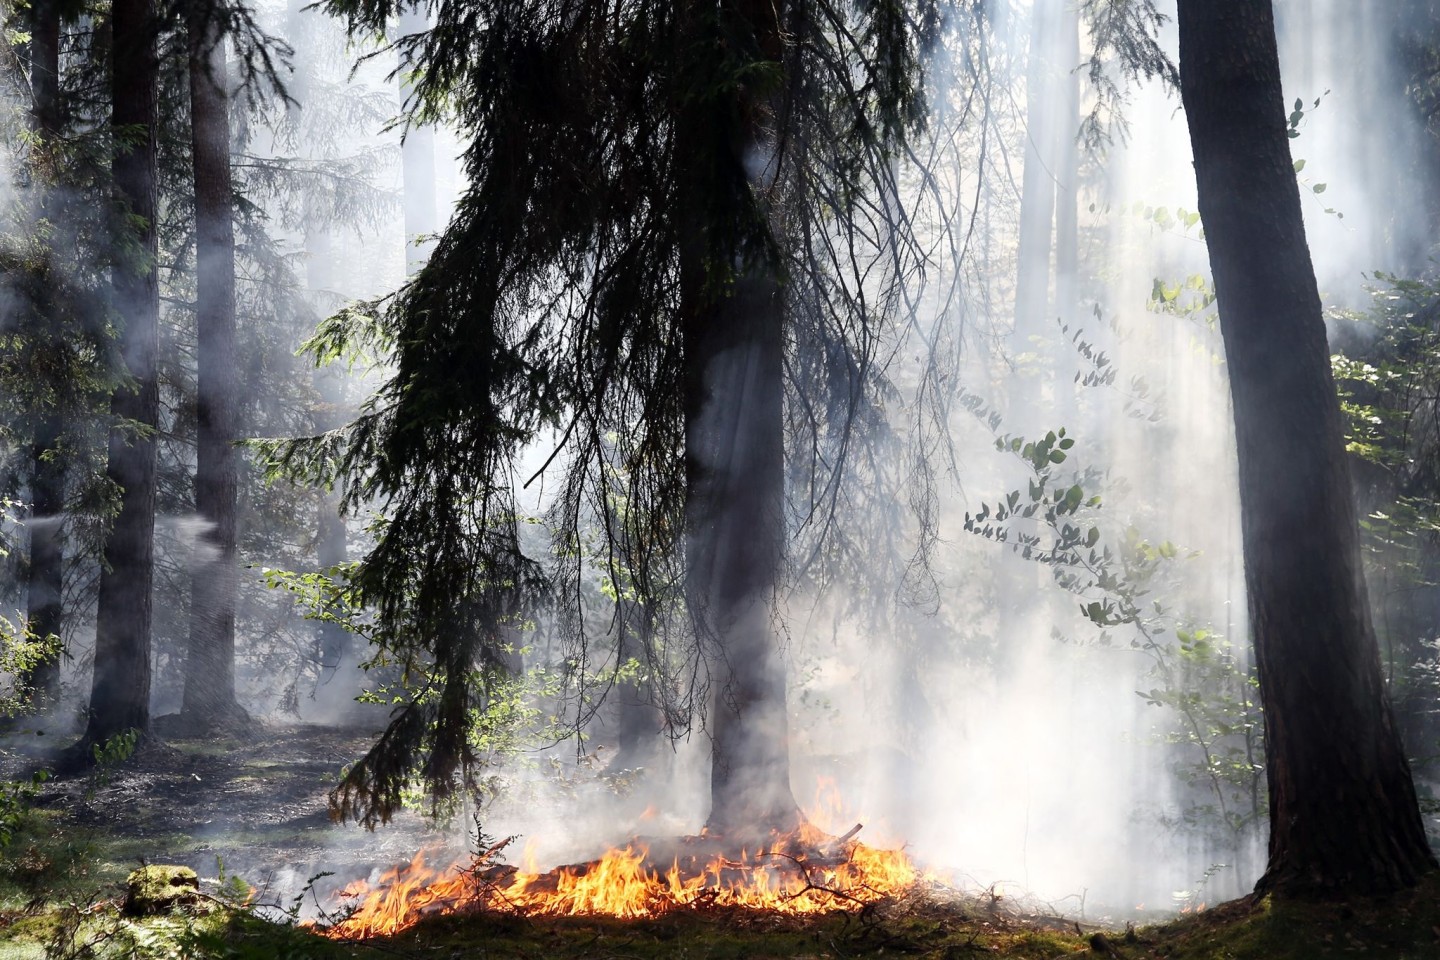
xmin=17 ymin=0 xmax=67 ymax=713
xmin=82 ymin=0 xmax=164 ymax=750
xmin=1177 ymin=0 xmax=1437 ymax=896
xmin=179 ymin=0 xmax=250 ymax=732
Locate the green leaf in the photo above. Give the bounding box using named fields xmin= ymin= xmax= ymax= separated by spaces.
xmin=1293 ymin=158 xmax=1305 ymax=173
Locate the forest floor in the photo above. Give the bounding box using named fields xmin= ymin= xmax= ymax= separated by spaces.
xmin=0 ymin=723 xmax=1433 ymax=958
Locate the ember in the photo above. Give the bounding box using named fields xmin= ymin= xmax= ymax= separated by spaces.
xmin=322 ymin=824 xmax=922 ymax=938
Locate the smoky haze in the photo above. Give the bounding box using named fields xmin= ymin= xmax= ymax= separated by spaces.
xmin=460 ymin=0 xmax=1432 ymax=916
xmin=1 ymin=0 xmax=1432 ymax=926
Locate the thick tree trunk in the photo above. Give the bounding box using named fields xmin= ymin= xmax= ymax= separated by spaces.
xmin=685 ymin=275 xmax=799 ymax=840
xmin=85 ymin=0 xmax=159 ymax=746
xmin=20 ymin=0 xmax=65 ymax=712
xmin=1177 ymin=0 xmax=1437 ymax=897
xmin=678 ymin=0 xmax=800 ymax=843
xmin=181 ymin=13 xmax=248 ymax=732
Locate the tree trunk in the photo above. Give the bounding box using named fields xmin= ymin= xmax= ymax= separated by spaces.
xmin=675 ymin=0 xmax=801 ymax=843
xmin=1013 ymin=0 xmax=1061 ymax=343
xmin=606 ymin=595 xmax=662 ymax=765
xmin=1177 ymin=0 xmax=1437 ymax=897
xmin=181 ymin=11 xmax=248 ymax=732
xmin=20 ymin=0 xmax=65 ymax=713
xmin=684 ymin=274 xmax=799 ymax=841
xmin=84 ymin=0 xmax=159 ymax=747
xmin=285 ymin=0 xmax=356 ymax=705
xmin=1052 ymin=2 xmax=1079 ymax=325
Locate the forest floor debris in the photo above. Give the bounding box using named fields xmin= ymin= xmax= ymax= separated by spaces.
xmin=0 ymin=724 xmax=1435 ymax=957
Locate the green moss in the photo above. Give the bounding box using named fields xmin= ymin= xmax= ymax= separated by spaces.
xmin=1136 ymin=873 xmax=1440 ymax=960
xmin=124 ymin=865 xmax=200 ymax=915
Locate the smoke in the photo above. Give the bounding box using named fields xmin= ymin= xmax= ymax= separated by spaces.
xmin=0 ymin=0 xmax=1418 ymax=925
xmin=439 ymin=0 xmax=1428 ymax=916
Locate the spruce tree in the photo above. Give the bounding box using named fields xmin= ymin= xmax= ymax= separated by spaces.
xmin=288 ymin=0 xmax=949 ymax=827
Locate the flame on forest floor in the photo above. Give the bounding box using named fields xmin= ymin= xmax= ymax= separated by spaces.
xmin=321 ymin=825 xmax=921 ymax=939
xmin=320 ymin=783 xmax=924 ymax=940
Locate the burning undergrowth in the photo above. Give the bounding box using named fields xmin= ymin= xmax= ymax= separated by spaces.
xmin=319 ymin=821 xmax=926 ymax=938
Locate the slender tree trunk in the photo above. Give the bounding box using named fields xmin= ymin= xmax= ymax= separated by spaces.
xmin=181 ymin=11 xmax=248 ymax=731
xmin=285 ymin=0 xmax=356 ymax=699
xmin=680 ymin=0 xmax=800 ymax=841
xmin=306 ymin=236 xmax=358 ymax=701
xmin=84 ymin=0 xmax=159 ymax=747
xmin=1177 ymin=0 xmax=1437 ymax=897
xmin=20 ymin=0 xmax=65 ymax=712
xmin=609 ymin=598 xmax=663 ymax=769
xmin=1013 ymin=0 xmax=1061 ymax=343
xmin=1052 ymin=3 xmax=1079 ymax=325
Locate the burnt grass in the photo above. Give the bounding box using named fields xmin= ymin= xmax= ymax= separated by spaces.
xmin=0 ymin=723 xmax=1435 ymax=958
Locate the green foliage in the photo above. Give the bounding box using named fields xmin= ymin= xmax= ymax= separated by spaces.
xmin=1331 ymin=273 xmax=1440 ymax=797
xmin=0 ymin=609 xmax=61 ymax=718
xmin=0 ymin=769 xmax=49 ymax=850
xmin=1137 ymin=627 xmax=1263 ymax=840
xmin=958 ymin=398 xmax=1265 ymax=857
xmin=1080 ymin=0 xmax=1180 ymax=149
xmin=0 ymin=598 xmax=61 ymax=852
xmin=84 ymin=730 xmax=139 ymax=803
xmin=1284 ymin=91 xmax=1328 ymax=139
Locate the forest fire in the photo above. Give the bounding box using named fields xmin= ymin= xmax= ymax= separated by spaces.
xmin=322 ymin=820 xmax=922 ymax=938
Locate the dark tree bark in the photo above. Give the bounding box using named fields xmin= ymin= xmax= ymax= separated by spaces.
xmin=1177 ymin=0 xmax=1437 ymax=897
xmin=84 ymin=0 xmax=160 ymax=747
xmin=20 ymin=0 xmax=66 ymax=713
xmin=180 ymin=11 xmax=248 ymax=732
xmin=684 ymin=275 xmax=799 ymax=840
xmin=679 ymin=0 xmax=800 ymax=841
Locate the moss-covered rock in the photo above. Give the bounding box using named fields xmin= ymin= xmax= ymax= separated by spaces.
xmin=124 ymin=864 xmax=200 ymax=916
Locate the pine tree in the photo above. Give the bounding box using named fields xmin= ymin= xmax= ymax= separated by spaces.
xmin=1177 ymin=0 xmax=1438 ymax=896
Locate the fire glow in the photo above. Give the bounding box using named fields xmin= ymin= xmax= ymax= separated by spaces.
xmin=322 ymin=786 xmax=923 ymax=938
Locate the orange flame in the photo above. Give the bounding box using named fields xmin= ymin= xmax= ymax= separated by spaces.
xmin=323 ymin=830 xmax=921 ymax=938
